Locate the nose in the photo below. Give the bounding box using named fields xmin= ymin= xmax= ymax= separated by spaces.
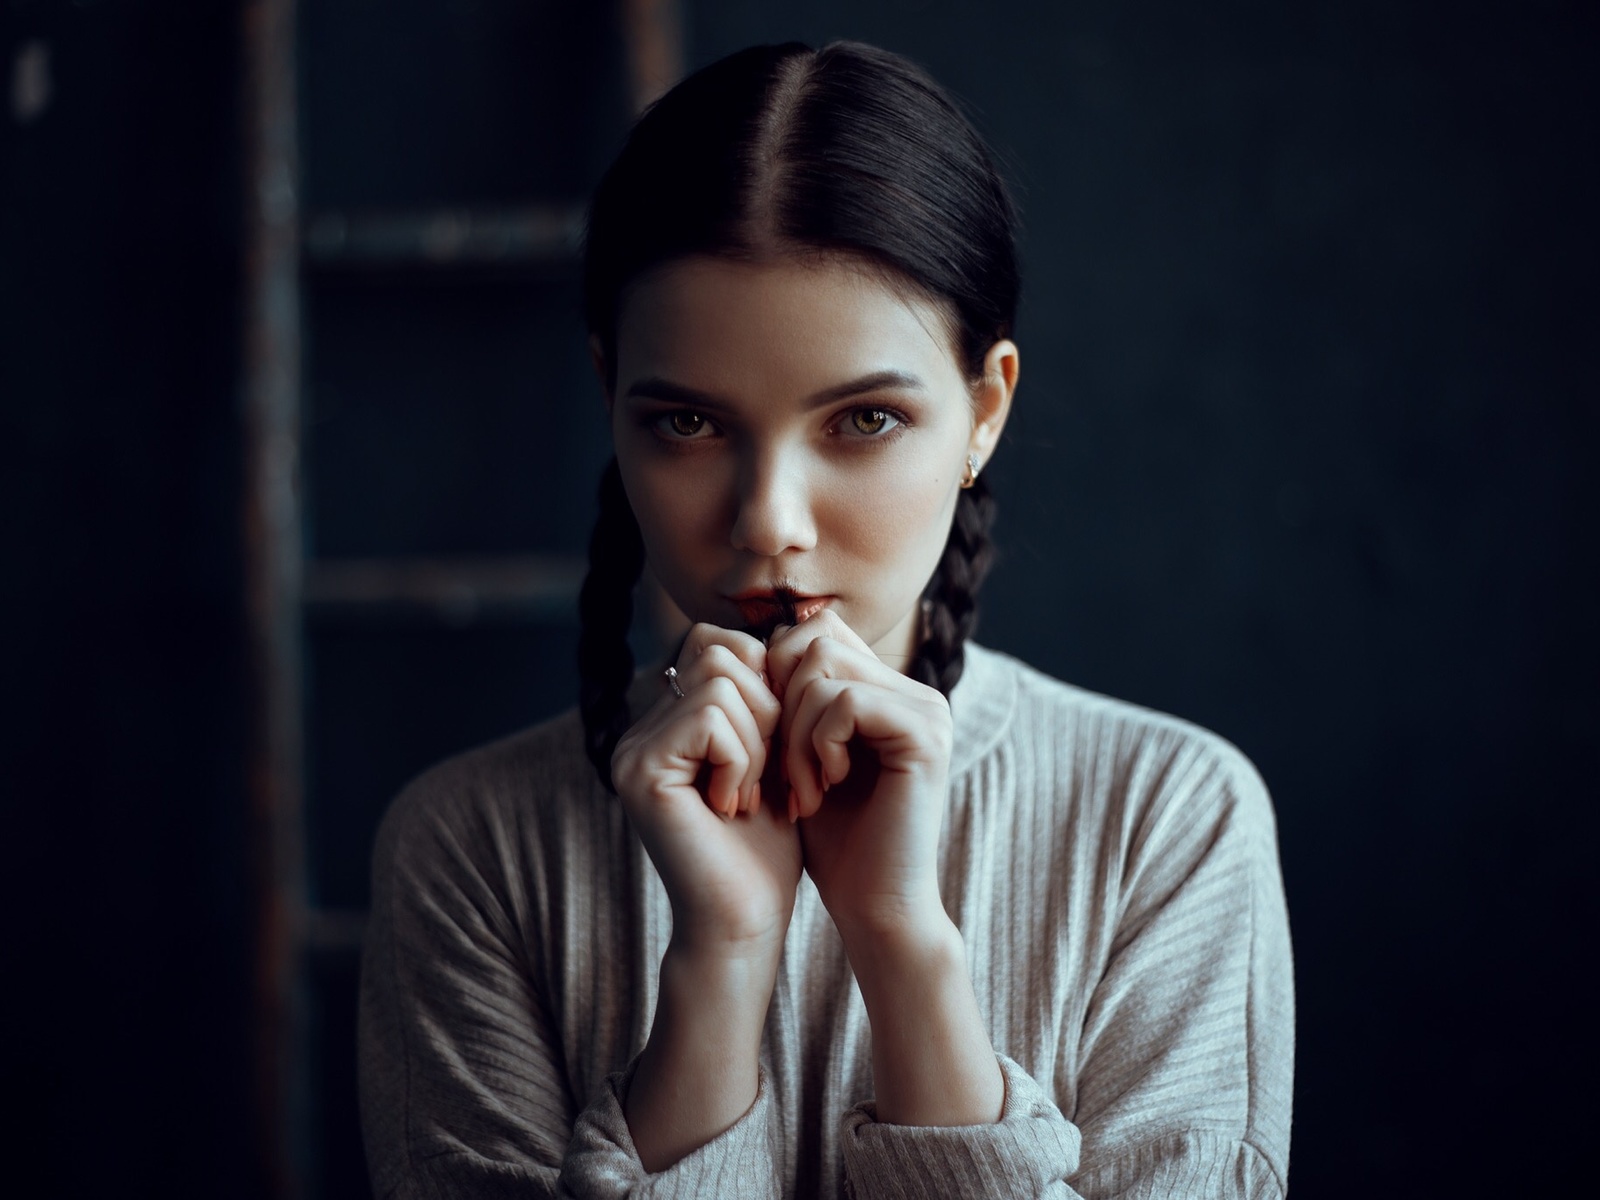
xmin=729 ymin=448 xmax=817 ymax=557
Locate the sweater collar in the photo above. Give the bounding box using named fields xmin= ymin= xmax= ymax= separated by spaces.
xmin=946 ymin=640 xmax=1018 ymax=779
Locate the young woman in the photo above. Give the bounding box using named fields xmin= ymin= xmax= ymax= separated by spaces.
xmin=359 ymin=41 xmax=1293 ymax=1199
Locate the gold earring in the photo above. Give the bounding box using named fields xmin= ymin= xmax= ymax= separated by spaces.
xmin=960 ymin=452 xmax=981 ymax=489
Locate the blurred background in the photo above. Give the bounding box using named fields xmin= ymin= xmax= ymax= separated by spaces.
xmin=2 ymin=0 xmax=1593 ymax=1196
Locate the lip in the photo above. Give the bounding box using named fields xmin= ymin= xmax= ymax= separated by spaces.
xmin=725 ymin=591 xmax=833 ymax=626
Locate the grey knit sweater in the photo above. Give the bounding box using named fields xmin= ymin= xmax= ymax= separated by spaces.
xmin=358 ymin=642 xmax=1294 ymax=1198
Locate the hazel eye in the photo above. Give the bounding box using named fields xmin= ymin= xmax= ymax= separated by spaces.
xmin=657 ymin=411 xmax=710 ymax=439
xmin=846 ymin=408 xmax=899 ymax=436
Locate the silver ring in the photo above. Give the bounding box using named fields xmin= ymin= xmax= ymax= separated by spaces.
xmin=663 ymin=665 xmax=686 ymax=699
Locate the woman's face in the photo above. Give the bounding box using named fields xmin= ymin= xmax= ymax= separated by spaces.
xmin=606 ymin=255 xmax=1016 ymax=669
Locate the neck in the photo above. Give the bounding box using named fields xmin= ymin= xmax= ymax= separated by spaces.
xmin=871 ymin=602 xmax=924 ymax=675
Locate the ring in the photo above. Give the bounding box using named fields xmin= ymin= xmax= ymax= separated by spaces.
xmin=663 ymin=666 xmax=686 ymax=699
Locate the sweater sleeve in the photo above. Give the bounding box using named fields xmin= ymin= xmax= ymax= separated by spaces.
xmin=1066 ymin=740 xmax=1294 ymax=1199
xmin=839 ymin=1054 xmax=1083 ymax=1198
xmin=357 ymin=772 xmax=783 ymax=1199
xmin=835 ymin=736 xmax=1293 ymax=1200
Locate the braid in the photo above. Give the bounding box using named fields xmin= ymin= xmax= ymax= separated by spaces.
xmin=577 ymin=458 xmax=646 ymax=791
xmin=910 ymin=474 xmax=997 ymax=696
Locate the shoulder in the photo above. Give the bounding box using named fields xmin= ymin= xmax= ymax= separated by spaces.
xmin=370 ymin=702 xmax=622 ymax=901
xmin=958 ymin=642 xmax=1277 ymax=851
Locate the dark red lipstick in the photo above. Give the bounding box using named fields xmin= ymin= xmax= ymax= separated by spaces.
xmin=727 ymin=587 xmax=830 ymax=639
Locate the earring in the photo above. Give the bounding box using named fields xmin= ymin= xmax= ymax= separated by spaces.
xmin=960 ymin=452 xmax=981 ymax=489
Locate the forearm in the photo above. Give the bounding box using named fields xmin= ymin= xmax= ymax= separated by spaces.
xmin=843 ymin=916 xmax=1005 ymax=1127
xmin=624 ymin=939 xmax=780 ymax=1172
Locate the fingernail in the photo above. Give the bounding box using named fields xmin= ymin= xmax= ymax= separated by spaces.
xmin=751 ymin=780 xmax=762 ymax=815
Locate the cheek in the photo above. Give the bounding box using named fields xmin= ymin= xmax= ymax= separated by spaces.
xmin=822 ymin=451 xmax=958 ymax=572
xmin=618 ymin=452 xmax=726 ymax=570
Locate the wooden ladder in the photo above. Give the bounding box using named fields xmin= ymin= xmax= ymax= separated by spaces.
xmin=240 ymin=3 xmax=684 ymax=1194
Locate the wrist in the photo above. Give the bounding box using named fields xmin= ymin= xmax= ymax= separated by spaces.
xmin=838 ymin=908 xmax=963 ymax=1005
xmin=665 ymin=915 xmax=789 ymax=971
xmin=627 ymin=939 xmax=780 ymax=1172
xmin=833 ymin=894 xmax=955 ymax=970
xmin=660 ymin=936 xmax=782 ymax=1043
xmin=838 ymin=916 xmax=1004 ymax=1127
xmin=662 ymin=931 xmax=784 ymax=981
xmin=660 ymin=879 xmax=796 ymax=964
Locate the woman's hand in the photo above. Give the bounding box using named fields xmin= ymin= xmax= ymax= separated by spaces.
xmin=612 ymin=625 xmax=805 ymax=1168
xmin=765 ymin=609 xmax=1002 ymax=1127
xmin=764 ymin=608 xmax=955 ymax=946
xmin=610 ymin=623 xmax=802 ymax=957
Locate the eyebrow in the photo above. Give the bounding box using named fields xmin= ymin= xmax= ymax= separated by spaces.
xmin=621 ymin=369 xmax=926 ymax=412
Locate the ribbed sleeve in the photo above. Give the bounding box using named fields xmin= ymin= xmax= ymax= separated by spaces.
xmin=1069 ymin=1133 xmax=1283 ymax=1200
xmin=840 ymin=1055 xmax=1082 ymax=1198
xmin=358 ymin=756 xmax=786 ymax=1199
xmin=359 ymin=764 xmax=572 ymax=1199
xmin=561 ymin=1060 xmax=783 ymax=1198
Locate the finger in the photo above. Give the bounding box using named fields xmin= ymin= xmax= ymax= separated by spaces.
xmin=679 ymin=622 xmax=770 ymax=682
xmin=765 ymin=606 xmax=885 ymax=702
xmin=674 ymin=633 xmax=780 ymax=812
xmin=809 ymin=689 xmax=878 ymax=801
xmin=617 ymin=697 xmax=750 ymax=821
xmin=776 ymin=637 xmax=852 ymax=813
xmin=686 ymin=701 xmax=751 ymax=820
xmin=776 ymin=629 xmax=904 ymax=749
xmin=674 ymin=655 xmax=776 ymax=812
xmin=784 ymin=676 xmax=848 ymax=820
xmin=680 ymin=675 xmax=769 ymax=815
xmin=787 ymin=676 xmax=949 ymax=820
xmin=809 ymin=696 xmax=857 ymax=795
xmin=672 ymin=641 xmax=781 ymax=742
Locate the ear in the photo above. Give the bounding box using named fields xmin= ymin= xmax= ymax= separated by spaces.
xmin=968 ymin=338 xmax=1019 ymax=468
xmin=588 ymin=333 xmax=614 ymax=414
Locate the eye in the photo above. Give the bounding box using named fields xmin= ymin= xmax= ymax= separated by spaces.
xmin=654 ymin=411 xmax=712 ymax=439
xmin=842 ymin=407 xmax=902 ymax=437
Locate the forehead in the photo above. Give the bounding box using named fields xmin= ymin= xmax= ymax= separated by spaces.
xmin=613 ymin=255 xmax=966 ymax=394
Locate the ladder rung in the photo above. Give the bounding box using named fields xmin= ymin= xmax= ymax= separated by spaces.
xmin=304 ymin=555 xmax=585 ymax=622
xmin=302 ymin=205 xmax=584 ymax=269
